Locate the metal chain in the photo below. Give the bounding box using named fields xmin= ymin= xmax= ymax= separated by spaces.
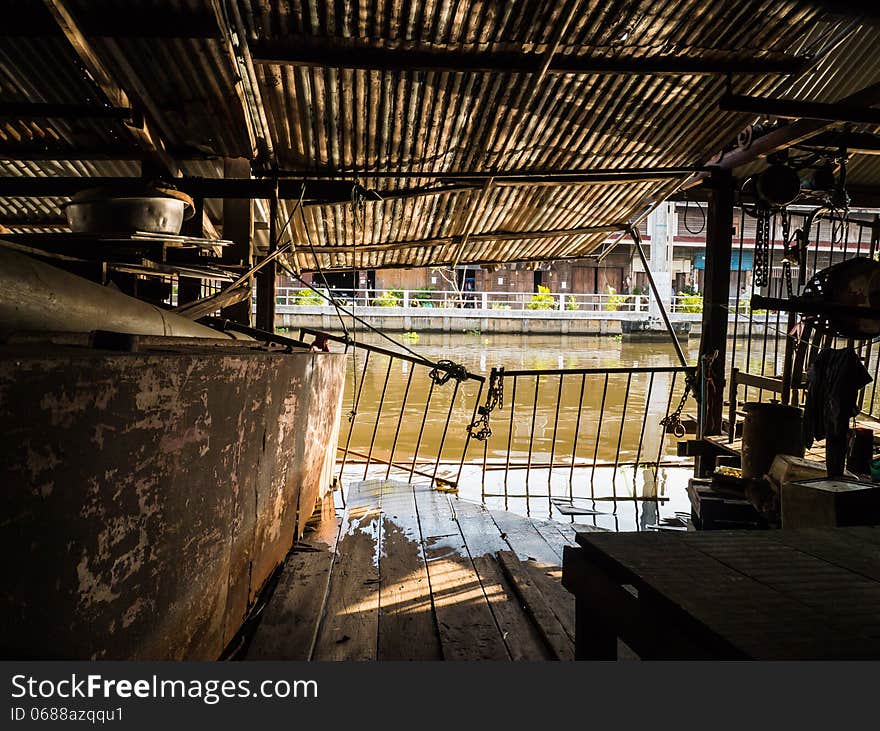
xmin=468 ymin=367 xmax=504 ymax=441
xmin=659 ymin=371 xmax=695 ymax=439
xmin=780 ymin=208 xmax=794 ymax=298
xmin=429 ymin=359 xmax=470 ymax=386
xmin=754 ymin=206 xmax=771 ymax=288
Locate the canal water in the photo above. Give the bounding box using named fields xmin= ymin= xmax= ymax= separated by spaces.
xmin=331 ymin=331 xmax=785 ymax=532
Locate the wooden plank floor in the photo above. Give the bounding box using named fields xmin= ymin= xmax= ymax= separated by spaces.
xmin=245 ymin=480 xmax=604 ymax=661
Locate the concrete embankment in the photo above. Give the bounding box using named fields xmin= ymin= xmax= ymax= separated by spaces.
xmin=277 ymin=306 xmax=772 ymax=337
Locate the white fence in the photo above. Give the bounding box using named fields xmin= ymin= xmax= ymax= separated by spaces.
xmin=275 ymin=287 xmax=712 ymax=314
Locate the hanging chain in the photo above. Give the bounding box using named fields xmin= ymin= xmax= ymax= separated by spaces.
xmin=468 ymin=367 xmax=504 ymax=441
xmin=659 ymin=370 xmax=696 ymax=439
xmin=753 ymin=205 xmax=772 ymax=289
xmin=780 ymin=208 xmax=795 ymax=298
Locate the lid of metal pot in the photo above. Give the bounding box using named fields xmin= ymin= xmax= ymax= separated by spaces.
xmin=66 ymin=184 xmax=195 ymax=219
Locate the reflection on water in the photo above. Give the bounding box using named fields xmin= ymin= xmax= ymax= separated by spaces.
xmin=331 ymin=332 xmax=785 ymax=532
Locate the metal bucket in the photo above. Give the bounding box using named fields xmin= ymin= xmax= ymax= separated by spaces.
xmin=741 ymin=402 xmax=804 ymax=479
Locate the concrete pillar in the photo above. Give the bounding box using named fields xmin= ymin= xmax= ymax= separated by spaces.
xmin=647 ymin=201 xmax=675 ymax=328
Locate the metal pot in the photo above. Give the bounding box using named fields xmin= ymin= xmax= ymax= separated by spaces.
xmin=741 ymin=402 xmax=804 ymax=479
xmin=63 ymin=186 xmax=194 ymax=235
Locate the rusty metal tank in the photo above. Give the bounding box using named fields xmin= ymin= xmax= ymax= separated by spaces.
xmin=741 ymin=402 xmax=805 ymax=479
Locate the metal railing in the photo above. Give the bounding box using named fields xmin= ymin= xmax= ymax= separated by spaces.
xmin=300 ymin=326 xmax=696 ymax=516
xmin=476 ymin=365 xmax=695 ymax=512
xmin=279 ymin=287 xmax=746 ymax=315
xmin=298 ymin=327 xmax=485 ymax=494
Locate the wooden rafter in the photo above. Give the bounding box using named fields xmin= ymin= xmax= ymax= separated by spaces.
xmin=208 ymin=0 xmax=274 ymax=165
xmin=41 ymin=0 xmax=178 ymax=177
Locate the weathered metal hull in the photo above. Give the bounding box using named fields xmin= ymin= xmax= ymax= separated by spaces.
xmin=0 ymin=341 xmax=345 ymax=659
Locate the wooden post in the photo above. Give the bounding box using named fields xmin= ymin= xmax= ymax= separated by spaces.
xmin=255 ymin=192 xmax=278 ymax=331
xmin=221 ymin=158 xmax=253 ymax=325
xmin=698 ymin=169 xmax=735 ymax=439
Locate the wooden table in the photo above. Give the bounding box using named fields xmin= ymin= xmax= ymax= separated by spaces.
xmin=562 ymin=527 xmax=880 ymax=659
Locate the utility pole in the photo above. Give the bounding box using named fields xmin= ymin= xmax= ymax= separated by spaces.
xmin=647 ymin=200 xmax=675 ymax=329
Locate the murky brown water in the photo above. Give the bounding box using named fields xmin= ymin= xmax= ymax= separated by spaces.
xmin=329 ymin=331 xmax=786 ymax=531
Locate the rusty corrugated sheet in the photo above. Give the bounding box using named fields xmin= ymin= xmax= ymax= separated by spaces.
xmin=0 ymin=1 xmax=877 ymax=266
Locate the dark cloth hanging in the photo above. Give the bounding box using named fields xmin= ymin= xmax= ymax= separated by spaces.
xmin=803 ymin=347 xmax=872 ymax=475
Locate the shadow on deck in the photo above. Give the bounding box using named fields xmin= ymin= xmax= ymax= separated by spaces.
xmin=241 ymin=480 xmax=630 ymax=661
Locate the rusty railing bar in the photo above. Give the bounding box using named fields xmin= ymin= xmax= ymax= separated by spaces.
xmin=432 ymin=378 xmax=462 ymax=485
xmin=456 ymin=378 xmax=485 ymax=489
xmin=386 ymin=364 xmax=415 ymax=479
xmin=590 ymin=373 xmax=610 ymax=492
xmin=364 ymin=355 xmax=394 ymax=478
xmin=409 ymin=380 xmax=436 ymax=483
xmin=634 ymin=371 xmax=656 ymax=473
xmin=568 ymin=372 xmax=587 ymax=499
xmin=338 ymin=349 xmax=371 ymax=484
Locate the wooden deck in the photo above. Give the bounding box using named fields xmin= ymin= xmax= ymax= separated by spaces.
xmin=244 ymin=480 xmax=610 ymax=661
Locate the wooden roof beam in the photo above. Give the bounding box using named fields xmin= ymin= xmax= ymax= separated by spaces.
xmin=674 ymin=80 xmax=880 ymax=194
xmin=251 ymin=42 xmax=806 ymax=76
xmin=42 ymin=0 xmax=179 ymax=178
xmin=0 ymin=171 xmax=694 ymax=199
xmin=209 ymin=0 xmax=274 ymax=165
xmin=719 ymin=93 xmax=880 ymax=126
xmin=294 ymin=224 xmax=623 ymax=255
xmin=1 ymin=3 xmax=221 ymax=38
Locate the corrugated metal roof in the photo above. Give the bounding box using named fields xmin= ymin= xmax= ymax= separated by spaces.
xmin=0 ymin=1 xmax=878 ymax=268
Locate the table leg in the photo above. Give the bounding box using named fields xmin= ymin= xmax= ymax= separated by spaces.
xmin=575 ymin=595 xmax=617 ymax=660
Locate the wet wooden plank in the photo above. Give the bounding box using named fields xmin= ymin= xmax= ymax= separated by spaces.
xmin=489 ymin=509 xmax=561 ymax=566
xmin=554 ymin=520 xmax=606 ymax=543
xmin=520 ymin=561 xmax=575 ymax=643
xmin=413 ymin=486 xmax=510 ymax=661
xmin=451 ymin=500 xmax=552 ymax=661
xmin=497 ymin=550 xmax=575 ymax=661
xmin=246 ymin=498 xmax=341 ymax=660
xmin=450 ymin=499 xmax=509 ymax=558
xmin=377 ymin=482 xmax=442 ymax=661
xmin=529 ymin=517 xmax=577 ymax=560
xmin=311 ymin=482 xmax=383 ymax=661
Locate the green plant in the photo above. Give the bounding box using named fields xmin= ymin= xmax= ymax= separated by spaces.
xmin=677 ymin=292 xmax=703 ymax=313
xmin=372 ymin=289 xmax=403 ymax=307
xmin=526 ymin=284 xmax=557 ymax=310
xmin=411 ymin=287 xmax=436 ymax=306
xmin=565 ymin=295 xmax=579 ymax=311
xmin=294 ymin=288 xmax=324 ymax=306
xmin=602 ymin=286 xmax=628 ymax=311
xmin=490 ymin=302 xmax=511 ymax=310
xmin=631 ymin=285 xmax=645 ymax=296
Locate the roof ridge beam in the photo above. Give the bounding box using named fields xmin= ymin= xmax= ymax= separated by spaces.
xmin=250 ymin=41 xmax=806 ymax=76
